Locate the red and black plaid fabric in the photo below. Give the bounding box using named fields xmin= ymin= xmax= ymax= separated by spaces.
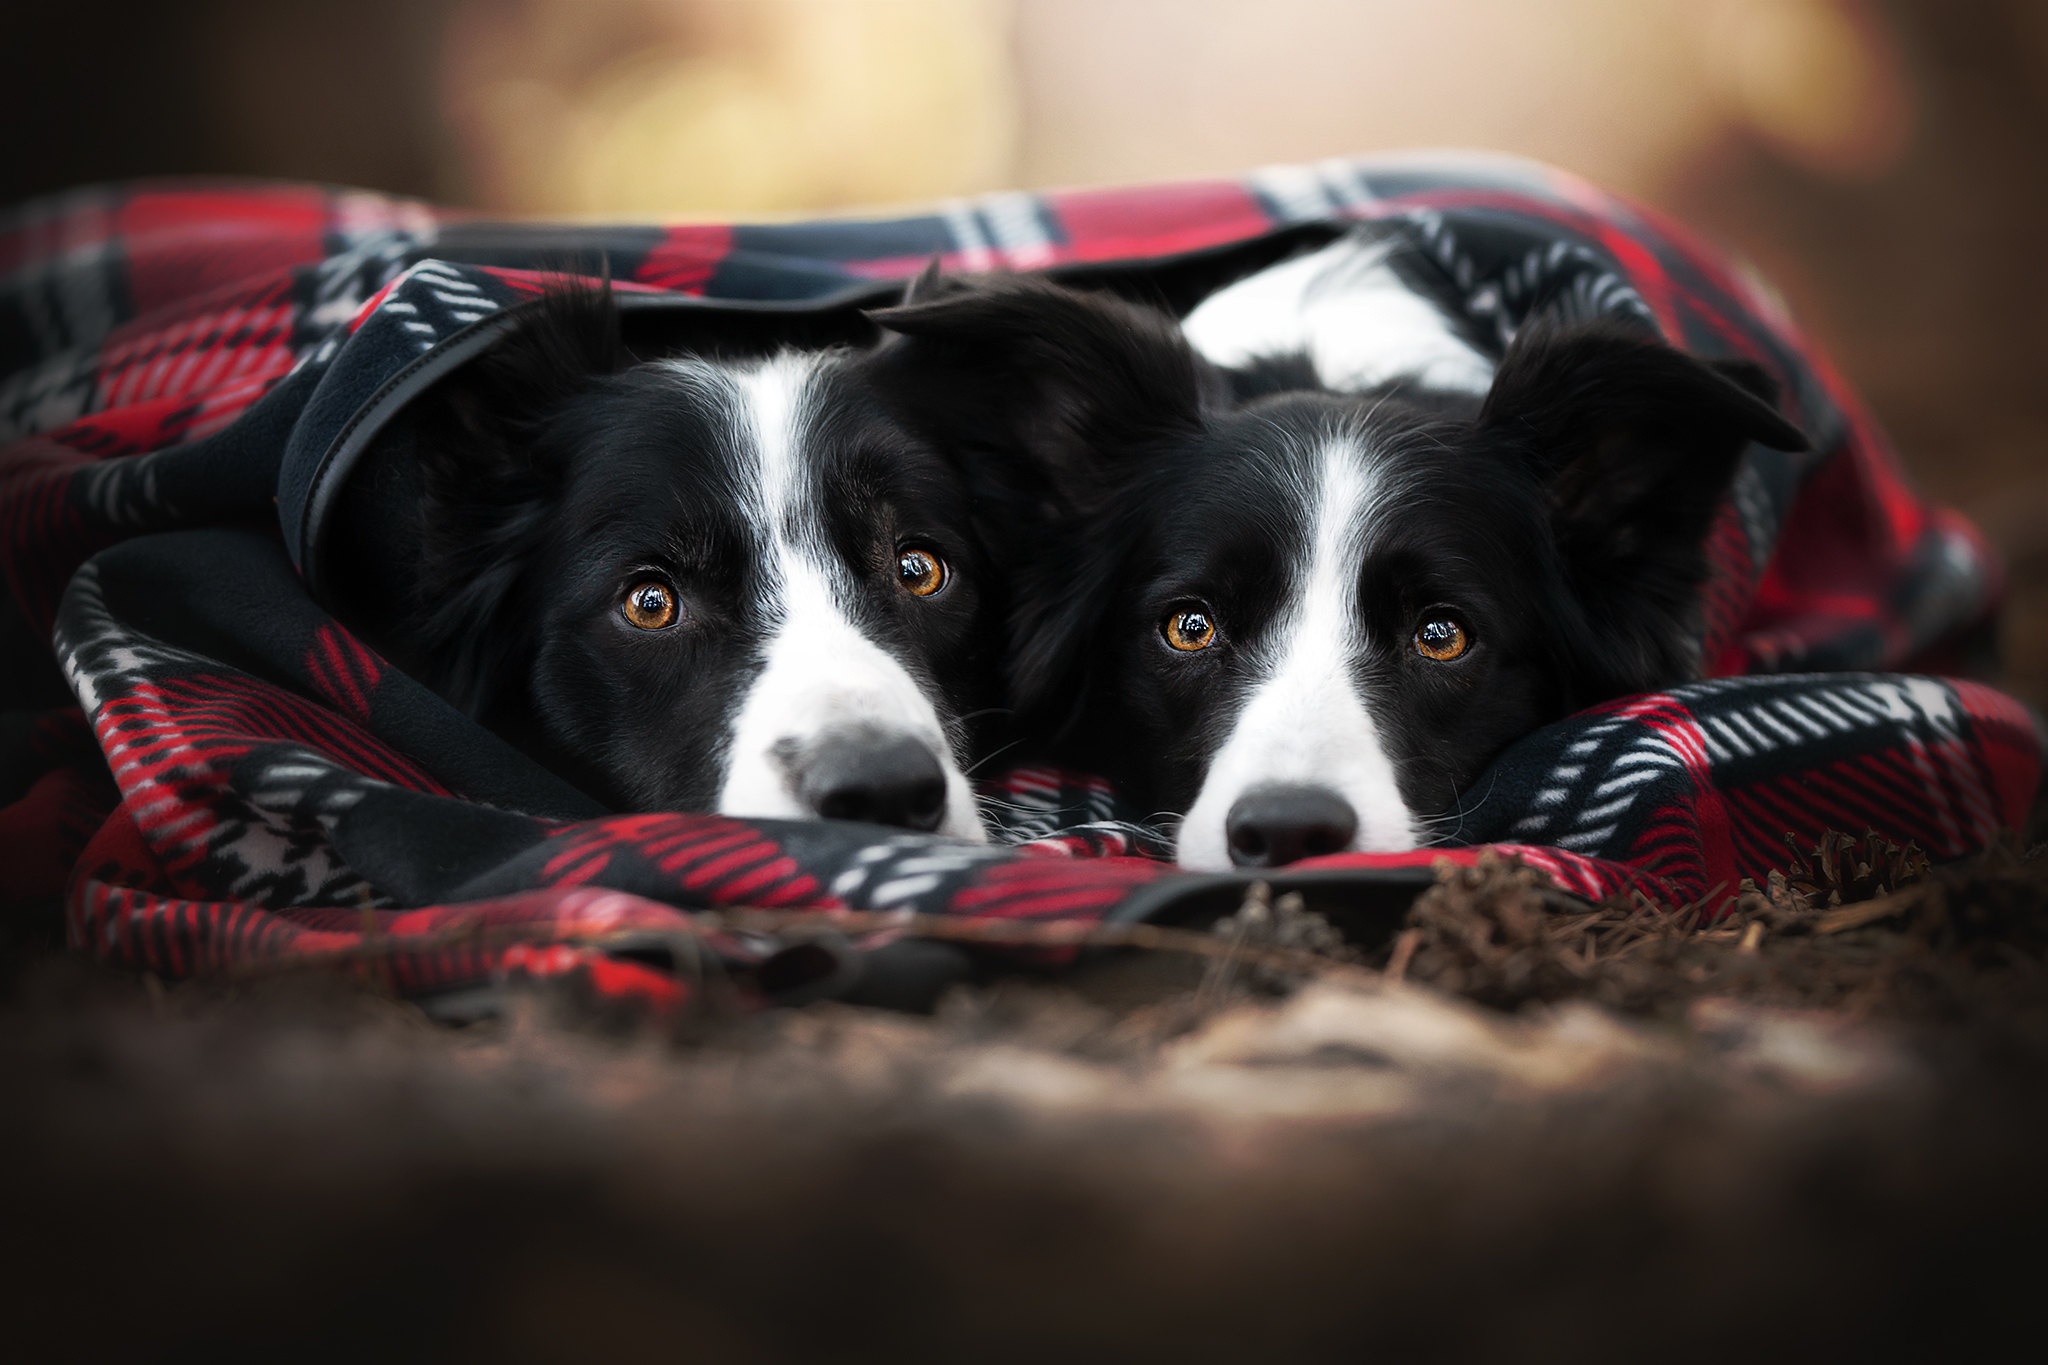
xmin=1 ymin=155 xmax=2037 ymax=1011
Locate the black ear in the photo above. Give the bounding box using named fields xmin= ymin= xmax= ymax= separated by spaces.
xmin=1479 ymin=320 xmax=1809 ymax=696
xmin=412 ymin=280 xmax=629 ymax=714
xmin=898 ymin=256 xmax=948 ymax=306
xmin=867 ymin=273 xmax=1207 ymax=516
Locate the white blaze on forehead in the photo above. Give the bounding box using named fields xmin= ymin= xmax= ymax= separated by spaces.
xmin=1182 ymin=232 xmax=1496 ymax=396
xmin=670 ymin=352 xmax=984 ymax=841
xmin=1174 ymin=430 xmax=1418 ymax=871
xmin=730 ymin=352 xmax=816 ymax=556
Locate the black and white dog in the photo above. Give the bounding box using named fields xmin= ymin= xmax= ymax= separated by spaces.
xmin=872 ymin=233 xmax=1809 ymax=870
xmin=406 ymin=281 xmax=1002 ymax=840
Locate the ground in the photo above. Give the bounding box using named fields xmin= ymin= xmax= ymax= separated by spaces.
xmin=7 ymin=833 xmax=2048 ymax=1361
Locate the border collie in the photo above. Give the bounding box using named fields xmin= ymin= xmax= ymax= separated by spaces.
xmin=872 ymin=239 xmax=1808 ymax=870
xmin=406 ymin=280 xmax=998 ymax=840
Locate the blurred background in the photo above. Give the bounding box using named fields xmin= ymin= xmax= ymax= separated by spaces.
xmin=5 ymin=0 xmax=2045 ymax=702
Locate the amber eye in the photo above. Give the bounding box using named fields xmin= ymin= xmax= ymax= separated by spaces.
xmin=1414 ymin=615 xmax=1470 ymax=662
xmin=1162 ymin=607 xmax=1218 ymax=652
xmin=897 ymin=546 xmax=947 ymax=598
xmin=621 ymin=580 xmax=679 ymax=630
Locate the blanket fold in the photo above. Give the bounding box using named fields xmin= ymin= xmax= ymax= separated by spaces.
xmin=2 ymin=155 xmax=2036 ymax=1009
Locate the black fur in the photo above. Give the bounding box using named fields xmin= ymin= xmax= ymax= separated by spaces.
xmin=409 ymin=280 xmax=1000 ymax=814
xmin=873 ymin=277 xmax=1808 ymax=832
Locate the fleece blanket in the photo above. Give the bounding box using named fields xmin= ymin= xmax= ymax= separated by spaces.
xmin=1 ymin=153 xmax=2037 ymax=1011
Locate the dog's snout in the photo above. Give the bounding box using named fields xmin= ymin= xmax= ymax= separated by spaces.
xmin=798 ymin=732 xmax=950 ymax=832
xmin=1224 ymin=784 xmax=1358 ymax=868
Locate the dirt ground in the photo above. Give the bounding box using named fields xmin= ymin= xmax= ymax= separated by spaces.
xmin=6 ymin=836 xmax=2048 ymax=1362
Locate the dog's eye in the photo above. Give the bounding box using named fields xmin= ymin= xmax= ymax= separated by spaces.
xmin=621 ymin=580 xmax=680 ymax=630
xmin=1413 ymin=615 xmax=1470 ymax=662
xmin=1162 ymin=607 xmax=1218 ymax=652
xmin=897 ymin=546 xmax=947 ymax=598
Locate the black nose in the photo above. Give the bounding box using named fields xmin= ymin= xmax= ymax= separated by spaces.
xmin=799 ymin=732 xmax=950 ymax=832
xmin=1224 ymin=784 xmax=1358 ymax=868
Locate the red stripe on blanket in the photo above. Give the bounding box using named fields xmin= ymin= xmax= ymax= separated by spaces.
xmin=114 ymin=187 xmax=328 ymax=318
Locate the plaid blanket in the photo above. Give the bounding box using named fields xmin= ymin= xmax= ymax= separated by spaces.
xmin=2 ymin=154 xmax=2037 ymax=1011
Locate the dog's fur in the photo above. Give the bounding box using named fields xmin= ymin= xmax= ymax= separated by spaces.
xmin=407 ymin=281 xmax=1002 ymax=840
xmin=872 ymin=252 xmax=1808 ymax=869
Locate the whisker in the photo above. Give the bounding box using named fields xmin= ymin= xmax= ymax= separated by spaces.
xmin=971 ymin=796 xmax=1043 ymax=815
xmin=1413 ymin=770 xmax=1501 ymax=847
xmin=963 ymin=736 xmax=1027 ymax=776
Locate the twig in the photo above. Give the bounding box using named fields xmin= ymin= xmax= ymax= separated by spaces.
xmin=1385 ymin=928 xmax=1422 ymax=984
xmin=1814 ymin=886 xmax=1924 ymax=936
xmin=1195 ymin=880 xmax=1267 ymax=1009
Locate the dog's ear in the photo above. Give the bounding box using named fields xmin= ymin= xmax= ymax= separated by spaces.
xmin=1479 ymin=320 xmax=1808 ymax=696
xmin=898 ymin=257 xmax=949 ymax=307
xmin=411 ymin=280 xmax=629 ymax=714
xmin=867 ymin=272 xmax=1207 ymax=514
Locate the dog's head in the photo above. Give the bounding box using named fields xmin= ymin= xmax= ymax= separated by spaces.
xmin=874 ymin=277 xmax=1807 ymax=868
xmin=409 ymin=281 xmax=999 ymax=839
